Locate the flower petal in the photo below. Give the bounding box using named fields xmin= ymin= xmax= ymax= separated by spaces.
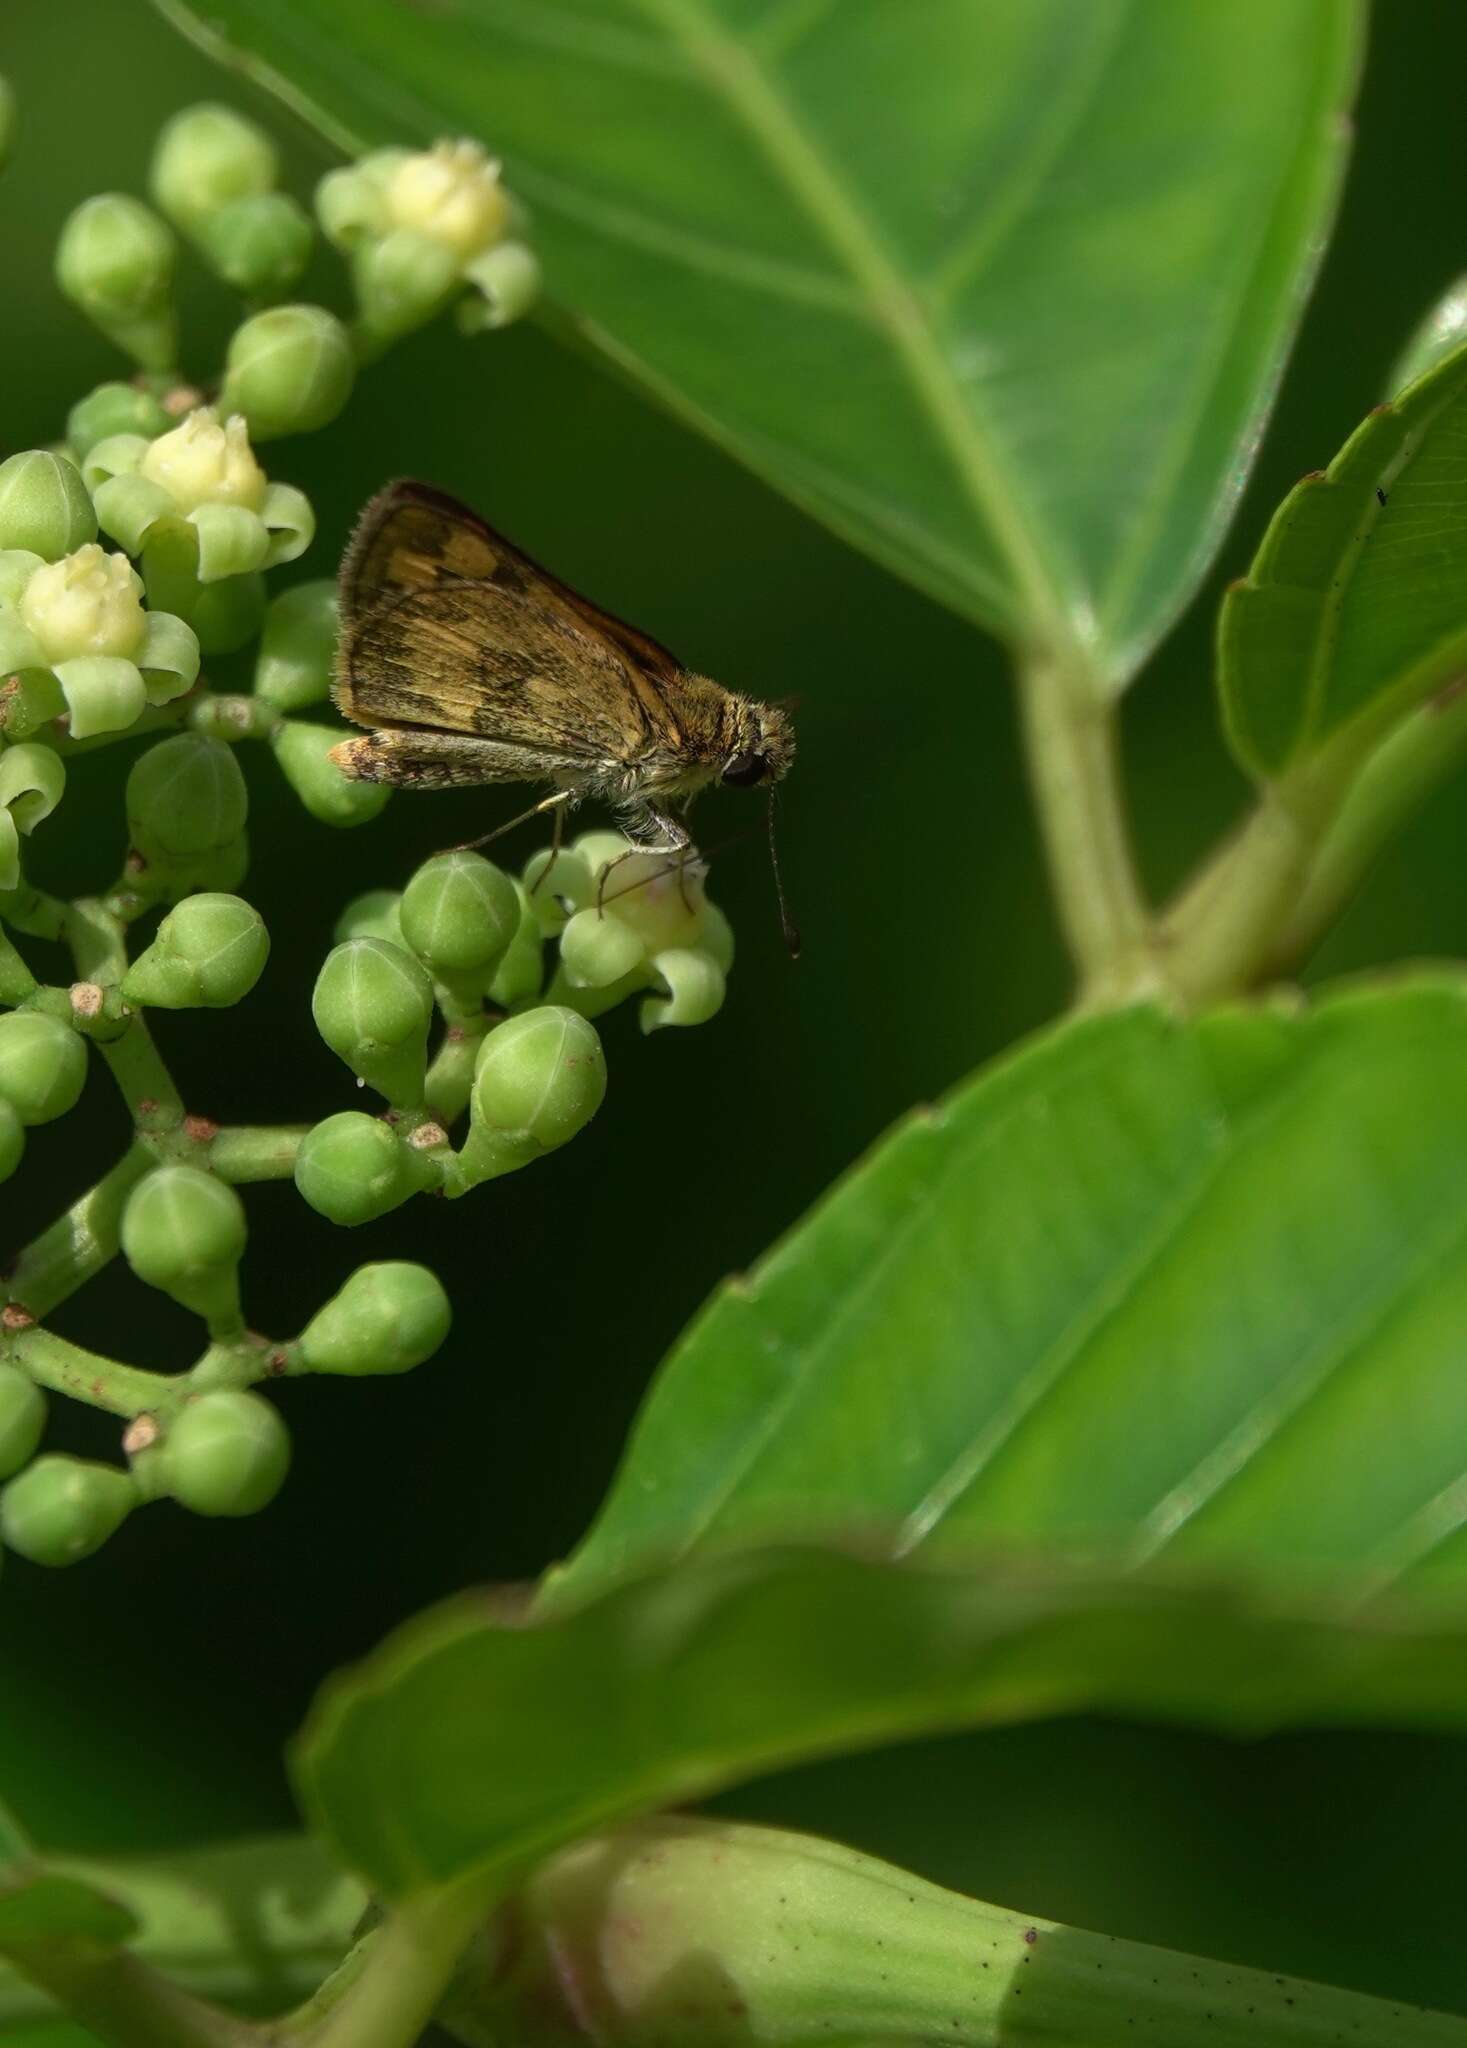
xmin=137 ymin=609 xmax=200 ymax=704
xmin=189 ymin=503 xmax=270 ymax=583
xmin=0 ymin=613 xmax=45 ymax=674
xmin=259 ymin=482 xmax=315 ymax=569
xmin=0 ymin=550 xmax=45 ymax=610
xmin=0 ymin=744 xmax=65 ymax=832
xmin=51 ymin=656 xmax=146 ymax=739
xmin=0 ymin=811 xmax=19 ymax=894
xmin=93 ymin=472 xmax=177 ymax=558
xmin=79 ymin=431 xmax=151 ymax=493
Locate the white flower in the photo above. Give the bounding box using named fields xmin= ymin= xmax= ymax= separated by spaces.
xmin=385 ymin=140 xmax=508 ymax=260
xmin=139 ymin=408 xmax=267 ymax=514
xmin=19 ymin=544 xmax=146 ymax=662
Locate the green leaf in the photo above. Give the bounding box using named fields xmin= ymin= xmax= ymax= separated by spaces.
xmin=0 ymin=1802 xmax=134 ymax=1955
xmin=300 ymin=979 xmax=1467 ymax=1902
xmin=1221 ymin=340 xmax=1467 ymax=780
xmin=553 ymin=976 xmax=1467 ymax=1608
xmin=159 ymin=0 xmax=1361 ymax=685
xmin=300 ymin=1541 xmax=1467 ymax=1905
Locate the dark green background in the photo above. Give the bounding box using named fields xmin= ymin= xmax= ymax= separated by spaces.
xmin=2 ymin=0 xmax=1466 ymax=2019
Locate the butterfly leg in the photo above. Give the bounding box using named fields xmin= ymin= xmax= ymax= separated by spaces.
xmin=596 ymin=804 xmax=692 ymax=917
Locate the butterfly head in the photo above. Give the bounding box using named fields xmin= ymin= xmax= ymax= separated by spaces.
xmin=720 ymin=698 xmax=795 ymax=789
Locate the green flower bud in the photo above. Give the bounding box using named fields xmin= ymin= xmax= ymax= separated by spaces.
xmin=66 ymin=382 xmax=172 ymax=464
xmin=0 ymin=1011 xmax=86 ymax=1125
xmin=221 ymin=305 xmax=354 ymax=440
xmin=315 ymin=155 xmax=402 ymax=250
xmin=0 ymin=1096 xmax=24 ymax=1182
xmin=352 ymin=229 xmax=460 ymax=343
xmin=121 ymin=1165 xmax=246 ymax=1329
xmin=399 ymin=850 xmax=518 ymax=981
xmin=162 ymin=1390 xmax=289 ymax=1517
xmin=583 ymin=837 xmax=706 ymax=954
xmin=0 ymin=452 xmax=96 ymax=559
xmin=464 ymin=1007 xmax=605 ymax=1180
xmin=294 ymin=1110 xmax=416 ymax=1225
xmin=522 ymin=846 xmax=594 ymax=935
xmin=0 ymin=1366 xmax=44 ymax=1480
xmin=122 ymin=893 xmax=268 ymax=1009
xmin=150 ymin=104 xmax=277 ymax=235
xmin=270 ymin=721 xmax=391 ymax=827
xmin=460 ymin=240 xmax=541 ymax=333
xmin=194 ymin=191 xmax=311 ymax=298
xmin=312 ymin=937 xmax=433 ymax=1107
xmin=641 ymin=947 xmax=726 ymax=1033
xmin=127 ymin=734 xmax=248 ymax=863
xmin=254 ymin=579 xmax=337 ymax=710
xmin=487 ymin=882 xmax=544 ymax=1009
xmin=299 ymin=1261 xmax=450 ymax=1375
xmin=55 ymin=194 xmax=177 ymax=371
xmin=333 ymin=889 xmax=402 ymax=947
xmin=558 ymin=906 xmax=647 ymax=990
xmin=2 ymin=1455 xmax=135 ymax=1565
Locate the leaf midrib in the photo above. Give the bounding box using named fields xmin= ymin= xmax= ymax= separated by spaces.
xmin=628 ymin=0 xmax=1079 ymax=653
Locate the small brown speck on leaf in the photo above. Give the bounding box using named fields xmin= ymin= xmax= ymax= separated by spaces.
xmin=184 ymin=1114 xmax=220 ymax=1143
xmin=1 ymin=1302 xmax=35 ymax=1331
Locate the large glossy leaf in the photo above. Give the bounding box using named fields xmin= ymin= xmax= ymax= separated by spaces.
xmin=1222 ymin=340 xmax=1467 ymax=779
xmin=160 ymin=0 xmax=1361 ymax=686
xmin=553 ymin=977 xmax=1467 ymax=1608
xmin=299 ymin=979 xmax=1467 ymax=1902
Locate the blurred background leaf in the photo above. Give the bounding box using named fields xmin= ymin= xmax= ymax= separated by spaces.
xmin=157 ymin=0 xmax=1361 ymax=688
xmin=5 ymin=0 xmax=1467 ymax=2025
xmin=303 ymin=1540 xmax=1467 ymax=1903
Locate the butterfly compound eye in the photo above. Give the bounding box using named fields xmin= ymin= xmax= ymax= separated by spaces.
xmin=721 ymin=750 xmax=769 ymax=787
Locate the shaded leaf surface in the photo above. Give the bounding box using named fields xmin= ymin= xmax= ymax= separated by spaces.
xmin=1222 ymin=341 xmax=1467 ymax=777
xmin=300 ymin=1542 xmax=1467 ymax=1902
xmin=164 ymin=0 xmax=1360 ymax=683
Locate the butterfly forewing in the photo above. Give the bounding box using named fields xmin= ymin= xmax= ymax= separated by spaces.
xmin=335 ymin=481 xmax=684 ymax=763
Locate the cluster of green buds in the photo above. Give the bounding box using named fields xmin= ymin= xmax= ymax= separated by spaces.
xmin=151 ymin=102 xmax=312 ymax=300
xmin=317 ymin=138 xmax=539 ymax=350
xmin=297 ymin=831 xmax=733 ymax=1224
xmin=0 ymin=82 xmax=734 ymax=1569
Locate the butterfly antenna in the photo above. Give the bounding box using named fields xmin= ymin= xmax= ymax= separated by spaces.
xmin=767 ymin=788 xmax=801 ymax=959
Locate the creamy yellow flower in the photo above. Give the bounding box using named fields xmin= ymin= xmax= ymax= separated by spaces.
xmin=386 ymin=140 xmax=508 ymax=260
xmin=19 ymin=545 xmax=146 ymax=661
xmin=140 ymin=407 xmax=267 ymax=515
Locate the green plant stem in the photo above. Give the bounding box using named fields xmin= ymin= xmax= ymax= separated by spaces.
xmin=4 ymin=1144 xmax=153 ymax=1317
xmin=4 ymin=1940 xmax=260 ymax=2048
xmin=1263 ymin=679 xmax=1467 ymax=975
xmin=300 ymin=1885 xmax=492 ymax=2048
xmin=1014 ymin=645 xmax=1161 ymax=1006
xmin=8 ymin=1325 xmax=177 ymax=1418
xmin=209 ymin=1123 xmax=308 ymax=1181
xmin=453 ymin=1815 xmax=1467 ymax=2048
xmin=65 ymin=896 xmax=129 ymax=985
xmin=0 ymin=927 xmax=36 ymax=1004
xmin=99 ymin=1012 xmax=186 ymax=1122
